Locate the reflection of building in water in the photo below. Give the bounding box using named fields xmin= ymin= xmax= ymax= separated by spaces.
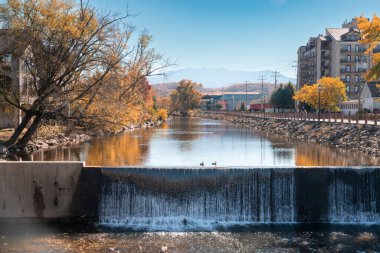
xmin=253 ymin=130 xmax=380 ymax=166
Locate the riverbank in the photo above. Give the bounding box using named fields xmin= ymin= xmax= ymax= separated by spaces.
xmin=20 ymin=120 xmax=163 ymax=154
xmin=199 ymin=111 xmax=380 ymax=158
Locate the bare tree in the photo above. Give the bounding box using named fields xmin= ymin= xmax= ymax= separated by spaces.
xmin=0 ymin=0 xmax=169 ymax=151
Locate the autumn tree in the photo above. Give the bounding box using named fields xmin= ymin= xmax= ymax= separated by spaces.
xmin=293 ymin=77 xmax=347 ymax=112
xmin=0 ymin=0 xmax=168 ymax=150
xmin=358 ymin=15 xmax=380 ymax=81
xmin=270 ymin=82 xmax=295 ymax=112
xmin=170 ymin=79 xmax=202 ymax=116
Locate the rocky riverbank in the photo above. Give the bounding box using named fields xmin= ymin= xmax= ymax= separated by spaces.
xmin=23 ymin=120 xmax=163 ymax=154
xmin=200 ymin=112 xmax=380 ymax=158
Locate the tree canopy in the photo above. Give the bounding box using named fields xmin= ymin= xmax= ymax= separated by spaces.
xmin=170 ymin=79 xmax=202 ymax=116
xmin=269 ymin=82 xmax=295 ymax=111
xmin=293 ymin=77 xmax=347 ymax=112
xmin=358 ymin=15 xmax=380 ymax=81
xmin=0 ymin=0 xmax=169 ymax=150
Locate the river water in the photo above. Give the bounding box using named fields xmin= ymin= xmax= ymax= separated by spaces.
xmin=3 ymin=117 xmax=380 ymax=252
xmin=28 ymin=117 xmax=379 ymax=166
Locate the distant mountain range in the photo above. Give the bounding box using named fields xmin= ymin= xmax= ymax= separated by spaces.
xmin=153 ymin=82 xmax=276 ymax=98
xmin=149 ymin=67 xmax=296 ymax=88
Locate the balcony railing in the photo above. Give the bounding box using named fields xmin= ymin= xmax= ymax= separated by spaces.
xmin=340 ymin=59 xmax=353 ymax=63
xmin=340 ymin=69 xmax=351 ymax=73
xmin=356 ymin=48 xmax=367 ymax=53
xmin=354 ymin=59 xmax=368 ymax=63
xmin=341 ymin=48 xmax=352 ymax=53
xmin=340 ymin=68 xmax=367 ymax=73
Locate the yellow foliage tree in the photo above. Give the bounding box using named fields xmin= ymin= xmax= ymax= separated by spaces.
xmin=357 ymin=15 xmax=380 ymax=81
xmin=293 ymin=77 xmax=347 ymax=111
xmin=170 ymin=79 xmax=202 ymax=116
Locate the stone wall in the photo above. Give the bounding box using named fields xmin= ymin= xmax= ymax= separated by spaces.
xmin=200 ymin=112 xmax=380 ymax=157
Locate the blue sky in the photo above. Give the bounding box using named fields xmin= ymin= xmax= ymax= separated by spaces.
xmin=92 ymin=0 xmax=380 ymax=78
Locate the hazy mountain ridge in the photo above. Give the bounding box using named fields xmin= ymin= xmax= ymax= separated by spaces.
xmin=149 ymin=67 xmax=296 ymax=88
xmin=153 ymin=82 xmax=275 ymax=98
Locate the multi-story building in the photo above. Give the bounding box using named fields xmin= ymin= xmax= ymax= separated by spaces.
xmin=297 ymin=18 xmax=378 ymax=100
xmin=201 ymin=92 xmax=263 ymax=111
xmin=0 ymin=29 xmax=33 ymax=128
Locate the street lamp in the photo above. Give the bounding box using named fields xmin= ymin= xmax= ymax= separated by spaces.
xmin=318 ymin=84 xmax=322 ymax=122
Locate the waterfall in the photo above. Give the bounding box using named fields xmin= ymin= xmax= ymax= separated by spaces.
xmin=98 ymin=167 xmax=380 ymax=230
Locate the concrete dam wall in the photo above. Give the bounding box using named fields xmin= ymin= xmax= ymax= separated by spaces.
xmin=0 ymin=162 xmax=101 ymax=220
xmin=1 ymin=163 xmax=380 ymax=229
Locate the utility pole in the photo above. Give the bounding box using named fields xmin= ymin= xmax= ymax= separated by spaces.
xmin=271 ymin=71 xmax=280 ymax=90
xmin=244 ymin=80 xmax=249 ymax=111
xmin=258 ymin=75 xmax=266 ymax=112
xmin=292 ymin=60 xmax=299 ymax=111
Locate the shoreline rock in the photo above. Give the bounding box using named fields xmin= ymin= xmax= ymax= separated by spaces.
xmin=23 ymin=120 xmax=163 ymax=154
xmin=199 ymin=111 xmax=380 ymax=158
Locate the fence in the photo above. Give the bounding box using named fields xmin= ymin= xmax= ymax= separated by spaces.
xmin=208 ymin=111 xmax=380 ymax=126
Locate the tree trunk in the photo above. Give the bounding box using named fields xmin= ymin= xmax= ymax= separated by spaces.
xmin=4 ymin=111 xmax=33 ymax=146
xmin=16 ymin=113 xmax=43 ymax=149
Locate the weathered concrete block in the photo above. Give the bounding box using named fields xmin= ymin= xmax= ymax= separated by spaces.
xmin=0 ymin=162 xmax=84 ymax=219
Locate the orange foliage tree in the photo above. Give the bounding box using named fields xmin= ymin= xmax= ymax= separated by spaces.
xmin=293 ymin=77 xmax=347 ymax=111
xmin=358 ymin=15 xmax=380 ymax=82
xmin=170 ymin=79 xmax=202 ymax=116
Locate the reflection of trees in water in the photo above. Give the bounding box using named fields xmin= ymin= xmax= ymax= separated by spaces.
xmin=168 ymin=117 xmax=203 ymax=142
xmin=294 ymin=142 xmax=380 ymax=166
xmin=17 ymin=145 xmax=83 ymax=162
xmin=29 ymin=128 xmax=154 ymax=166
xmin=85 ymin=129 xmax=154 ymax=166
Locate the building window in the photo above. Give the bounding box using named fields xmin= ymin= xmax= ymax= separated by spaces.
xmin=346 ymin=85 xmax=350 ymax=92
xmin=347 ymin=55 xmax=351 ymax=62
xmin=346 ymin=65 xmax=351 ymax=72
xmin=355 ymin=75 xmax=359 ymax=83
xmin=354 ymin=86 xmax=358 ymax=92
xmin=347 ymin=45 xmax=352 ymax=52
xmin=2 ymin=54 xmax=12 ymax=63
xmin=346 ymin=75 xmax=350 ymax=83
xmin=355 ymin=45 xmax=359 ymax=52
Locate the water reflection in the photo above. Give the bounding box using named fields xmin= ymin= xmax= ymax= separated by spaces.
xmin=25 ymin=117 xmax=379 ymax=166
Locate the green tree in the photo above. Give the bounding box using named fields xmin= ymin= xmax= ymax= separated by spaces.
xmin=215 ymin=103 xmax=222 ymax=111
xmin=270 ymin=82 xmax=295 ymax=111
xmin=240 ymin=101 xmax=247 ymax=111
xmin=170 ymin=79 xmax=202 ymax=116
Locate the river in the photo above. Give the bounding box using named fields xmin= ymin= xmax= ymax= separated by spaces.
xmin=28 ymin=116 xmax=379 ymax=166
xmin=3 ymin=117 xmax=380 ymax=252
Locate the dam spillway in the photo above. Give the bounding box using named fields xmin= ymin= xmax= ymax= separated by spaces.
xmin=98 ymin=167 xmax=380 ymax=230
xmin=1 ymin=163 xmax=380 ymax=231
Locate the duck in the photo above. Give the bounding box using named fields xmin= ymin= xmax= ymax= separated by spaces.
xmin=200 ymin=162 xmax=204 ymax=166
xmin=212 ymin=161 xmax=217 ymax=166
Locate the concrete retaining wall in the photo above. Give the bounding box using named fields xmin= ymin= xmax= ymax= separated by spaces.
xmin=0 ymin=162 xmax=95 ymax=220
